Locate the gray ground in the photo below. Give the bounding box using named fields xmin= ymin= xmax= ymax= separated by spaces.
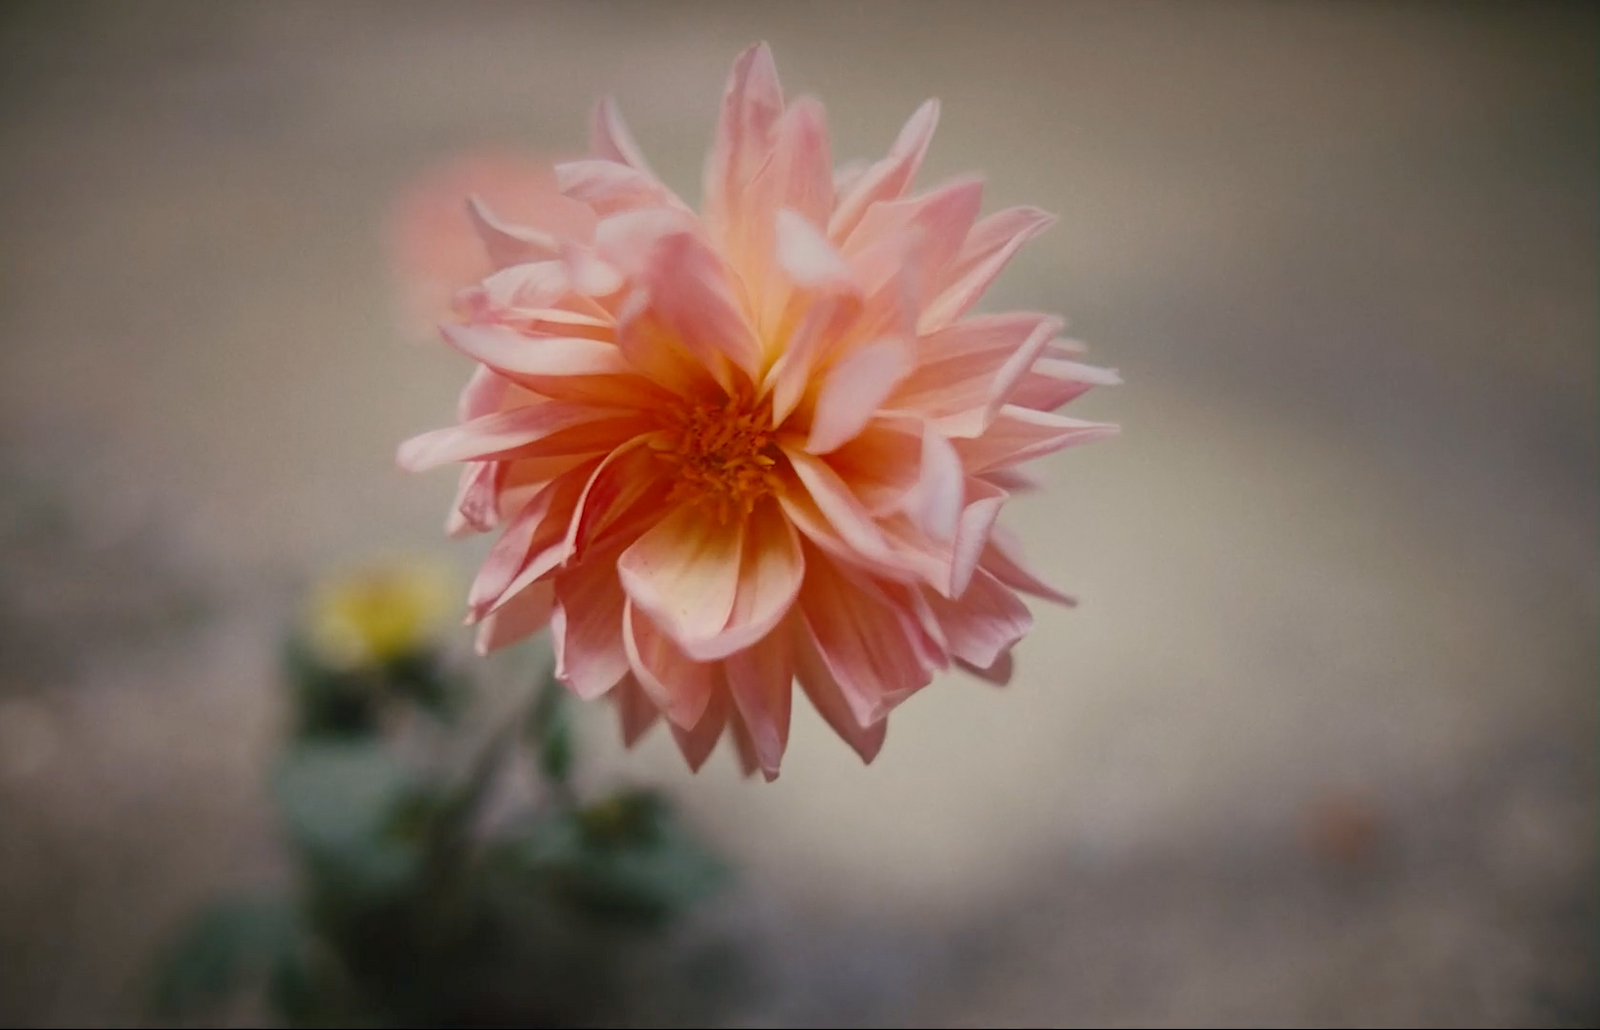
xmin=0 ymin=2 xmax=1594 ymax=1027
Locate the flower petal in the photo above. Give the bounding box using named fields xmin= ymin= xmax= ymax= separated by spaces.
xmin=556 ymin=158 xmax=684 ymax=217
xmin=397 ymin=403 xmax=620 ymax=472
xmin=704 ymin=41 xmax=784 ymax=238
xmin=781 ymin=449 xmax=900 ymax=569
xmin=466 ymin=195 xmax=560 ymax=269
xmin=551 ymin=559 xmax=630 ymax=700
xmin=921 ymin=206 xmax=1056 ymax=332
xmin=622 ymin=601 xmax=717 ymax=729
xmin=589 ymin=96 xmax=654 ymax=175
xmin=951 ymin=476 xmax=1008 ymax=598
xmin=923 ymin=568 xmax=1032 ymax=670
xmin=612 ymin=672 xmax=661 ymax=747
xmin=474 ymin=579 xmax=554 ymax=655
xmin=901 ymin=421 xmax=964 ymax=542
xmin=829 ymin=98 xmax=940 ymax=243
xmin=951 ymin=406 xmax=1119 ymax=473
xmin=617 ymin=505 xmax=743 ymax=655
xmin=724 ymin=630 xmax=794 ymax=781
xmin=792 ymin=618 xmax=888 ymax=764
xmin=981 ymin=524 xmax=1077 ymax=606
xmin=806 ymin=337 xmax=914 ymax=455
xmin=684 ymin=499 xmax=805 ymax=661
xmin=797 ymin=547 xmax=935 ymax=727
xmin=669 ymin=685 xmax=728 ymax=773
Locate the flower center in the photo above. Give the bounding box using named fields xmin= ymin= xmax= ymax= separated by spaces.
xmin=654 ymin=397 xmax=781 ymax=523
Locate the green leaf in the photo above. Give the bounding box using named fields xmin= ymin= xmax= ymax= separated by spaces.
xmin=272 ymin=742 xmax=427 ymax=896
xmin=502 ymin=790 xmax=729 ymax=927
xmin=149 ymin=894 xmax=296 ymax=1019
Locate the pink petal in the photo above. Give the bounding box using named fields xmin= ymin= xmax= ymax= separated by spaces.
xmin=550 ymin=558 xmax=631 ymax=700
xmin=456 ymin=365 xmax=509 ymax=421
xmin=688 ymin=499 xmax=805 ymax=661
xmin=950 ymin=406 xmax=1119 ymax=473
xmin=474 ymin=580 xmax=555 ymax=655
xmin=442 ymin=324 xmax=628 ymax=381
xmin=900 ymin=421 xmax=964 ymax=542
xmin=765 ymin=289 xmax=862 ymax=424
xmin=957 ymin=648 xmax=1014 ymax=686
xmin=724 ymin=631 xmax=794 ymax=781
xmin=781 ymin=449 xmax=900 ymax=569
xmin=921 ymin=206 xmax=1056 ymax=332
xmin=612 ymin=673 xmax=661 ymax=747
xmin=792 ymin=619 xmax=888 ymax=764
xmin=589 ymin=97 xmax=654 ymax=174
xmin=556 ymin=159 xmax=684 ymax=217
xmin=829 ymin=98 xmax=940 ymax=243
xmin=704 ymin=42 xmax=784 ymax=236
xmin=562 ymin=437 xmax=669 ymax=558
xmin=775 ymin=207 xmax=854 ymax=290
xmin=634 ymin=231 xmax=764 ymax=385
xmin=888 ymin=313 xmax=1060 ymax=436
xmin=397 ymin=403 xmax=621 ymax=471
xmin=806 ymin=337 xmax=914 ymax=455
xmin=622 ymin=601 xmax=717 ymax=729
xmin=922 ymin=569 xmax=1032 ymax=670
xmin=950 ymin=476 xmax=1008 ymax=598
xmin=728 ymin=712 xmax=763 ymax=780
xmin=1008 ymin=358 xmax=1122 ymax=412
xmin=466 ymin=195 xmax=560 ymax=269
xmin=842 ymin=177 xmax=984 ymax=308
xmin=669 ymin=686 xmax=728 ymax=773
xmin=981 ymin=524 xmax=1076 ymax=606
xmin=446 ymin=460 xmax=504 ymax=537
xmin=822 ymin=418 xmax=923 ymax=515
xmin=468 ymin=461 xmax=595 ymax=619
xmin=617 ymin=504 xmax=743 ymax=655
xmin=797 ymin=548 xmax=935 ymax=727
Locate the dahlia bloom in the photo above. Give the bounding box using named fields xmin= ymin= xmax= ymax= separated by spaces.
xmin=398 ymin=43 xmax=1117 ymax=779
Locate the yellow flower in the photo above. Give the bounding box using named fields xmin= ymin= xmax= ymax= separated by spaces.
xmin=304 ymin=560 xmax=455 ymax=669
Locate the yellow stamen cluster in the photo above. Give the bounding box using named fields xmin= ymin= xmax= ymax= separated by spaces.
xmin=655 ymin=397 xmax=781 ymax=523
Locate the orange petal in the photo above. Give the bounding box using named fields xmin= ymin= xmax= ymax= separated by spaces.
xmin=724 ymin=629 xmax=794 ymax=780
xmin=550 ymin=558 xmax=630 ymax=700
xmin=617 ymin=505 xmax=743 ymax=655
xmin=474 ymin=580 xmax=554 ymax=655
xmin=622 ymin=601 xmax=717 ymax=729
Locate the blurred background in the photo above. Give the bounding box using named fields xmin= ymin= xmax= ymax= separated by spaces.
xmin=0 ymin=1 xmax=1594 ymax=1026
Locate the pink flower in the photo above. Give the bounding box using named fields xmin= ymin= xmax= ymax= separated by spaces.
xmin=398 ymin=43 xmax=1117 ymax=779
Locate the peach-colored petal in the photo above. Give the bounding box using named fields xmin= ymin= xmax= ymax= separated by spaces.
xmin=793 ymin=618 xmax=888 ymax=763
xmin=474 ymin=579 xmax=555 ymax=655
xmin=923 ymin=569 xmax=1032 ymax=670
xmin=951 ymin=476 xmax=1007 ymax=597
xmin=446 ymin=460 xmax=504 ymax=537
xmin=635 ymin=231 xmax=763 ymax=385
xmin=797 ymin=547 xmax=934 ymax=727
xmin=901 ymin=421 xmax=965 ymax=542
xmin=397 ymin=403 xmax=622 ymax=472
xmin=829 ymin=98 xmax=940 ymax=243
xmin=842 ymin=177 xmax=984 ymax=307
xmin=669 ymin=685 xmax=728 ymax=773
xmin=466 ymin=195 xmax=560 ymax=269
xmin=704 ymin=42 xmax=784 ymax=240
xmin=957 ymin=648 xmax=1014 ymax=686
xmin=550 ymin=559 xmax=630 ymax=700
xmin=695 ymin=499 xmax=805 ymax=661
xmin=556 ymin=158 xmax=684 ymax=217
xmin=589 ymin=97 xmax=654 ymax=175
xmin=981 ymin=524 xmax=1077 ymax=606
xmin=951 ymin=407 xmax=1120 ymax=474
xmin=622 ymin=601 xmax=716 ymax=729
xmin=617 ymin=504 xmax=743 ymax=655
xmin=724 ymin=630 xmax=793 ymax=780
xmin=781 ymin=449 xmax=900 ymax=570
xmin=612 ymin=672 xmax=661 ymax=746
xmin=727 ymin=712 xmax=763 ymax=780
xmin=1008 ymin=358 xmax=1123 ymax=412
xmin=921 ymin=205 xmax=1056 ymax=332
xmin=806 ymin=337 xmax=913 ymax=455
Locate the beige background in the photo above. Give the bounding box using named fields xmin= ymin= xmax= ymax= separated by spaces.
xmin=1 ymin=2 xmax=1594 ymax=1026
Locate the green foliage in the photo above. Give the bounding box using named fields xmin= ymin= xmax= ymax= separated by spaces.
xmin=152 ymin=627 xmax=734 ymax=1028
xmin=149 ymin=895 xmax=296 ymax=1019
